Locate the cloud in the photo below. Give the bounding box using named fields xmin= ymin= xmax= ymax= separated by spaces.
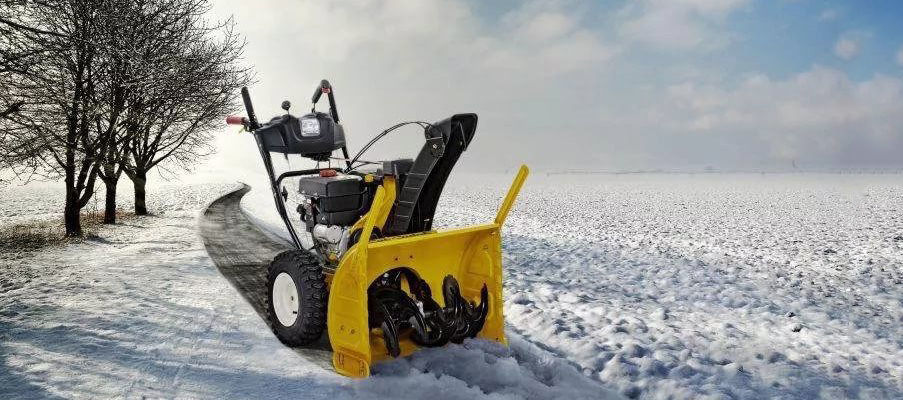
xmin=833 ymin=37 xmax=859 ymax=60
xmin=204 ymin=0 xmax=617 ymax=173
xmin=833 ymin=31 xmax=872 ymax=61
xmin=218 ymin=0 xmax=615 ymax=85
xmin=197 ymin=0 xmax=902 ymax=174
xmin=817 ymin=8 xmax=838 ymax=21
xmin=897 ymin=45 xmax=903 ymax=67
xmin=654 ymin=66 xmax=903 ymax=165
xmin=617 ymin=0 xmax=750 ymax=50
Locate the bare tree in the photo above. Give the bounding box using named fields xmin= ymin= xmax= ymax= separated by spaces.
xmin=2 ymin=0 xmax=249 ymax=230
xmin=0 ymin=1 xmax=41 ymax=122
xmin=92 ymin=0 xmax=151 ymax=224
xmin=93 ymin=31 xmax=129 ymax=224
xmin=122 ymin=1 xmax=251 ymax=215
xmin=0 ymin=0 xmax=124 ymax=236
xmin=1 ymin=0 xmax=249 ymax=233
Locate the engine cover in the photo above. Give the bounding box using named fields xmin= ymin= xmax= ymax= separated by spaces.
xmin=298 ymin=174 xmax=368 ymax=226
xmin=254 ymin=112 xmax=345 ymax=161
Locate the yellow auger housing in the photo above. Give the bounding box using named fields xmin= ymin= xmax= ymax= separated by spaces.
xmin=328 ymin=165 xmax=529 ymax=377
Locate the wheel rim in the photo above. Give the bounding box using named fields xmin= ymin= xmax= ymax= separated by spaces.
xmin=272 ymin=272 xmax=300 ymax=327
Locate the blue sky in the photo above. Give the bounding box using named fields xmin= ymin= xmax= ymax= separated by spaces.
xmin=470 ymin=0 xmax=903 ymax=81
xmin=208 ymin=0 xmax=903 ymax=173
xmin=704 ymin=1 xmax=903 ymax=80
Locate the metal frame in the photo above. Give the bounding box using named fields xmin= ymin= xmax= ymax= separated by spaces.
xmin=241 ymin=86 xmax=334 ymax=250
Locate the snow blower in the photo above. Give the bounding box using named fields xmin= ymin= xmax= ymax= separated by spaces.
xmin=226 ymin=80 xmax=528 ymax=377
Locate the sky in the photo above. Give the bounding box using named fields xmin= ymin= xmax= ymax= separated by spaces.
xmin=201 ymin=0 xmax=903 ymax=175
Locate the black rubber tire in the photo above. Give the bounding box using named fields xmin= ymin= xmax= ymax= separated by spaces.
xmin=266 ymin=250 xmax=327 ymax=346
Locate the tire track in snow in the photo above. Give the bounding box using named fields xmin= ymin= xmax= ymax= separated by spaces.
xmin=198 ymin=184 xmax=333 ymax=370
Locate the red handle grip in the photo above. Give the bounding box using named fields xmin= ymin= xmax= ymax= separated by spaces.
xmin=226 ymin=116 xmax=247 ymax=125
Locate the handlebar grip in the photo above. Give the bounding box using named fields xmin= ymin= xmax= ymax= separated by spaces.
xmin=311 ymin=79 xmax=331 ymax=104
xmin=226 ymin=116 xmax=247 ymax=126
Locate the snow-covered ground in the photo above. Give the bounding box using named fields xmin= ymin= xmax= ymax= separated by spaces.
xmin=2 ymin=172 xmax=902 ymax=399
xmin=0 ymin=181 xmax=619 ymax=399
xmin=1 ymin=183 xmax=347 ymax=399
xmin=244 ymin=171 xmax=903 ymax=399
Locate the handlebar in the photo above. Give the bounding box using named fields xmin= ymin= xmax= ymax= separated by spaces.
xmin=225 ymin=87 xmax=259 ymax=131
xmin=311 ymin=79 xmax=331 ymax=104
xmin=241 ymin=87 xmax=260 ymax=130
xmin=311 ymin=79 xmax=339 ymax=123
xmin=228 ymin=82 xmax=341 ymax=132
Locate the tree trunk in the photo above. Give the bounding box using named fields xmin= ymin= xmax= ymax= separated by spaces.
xmin=134 ymin=170 xmax=147 ymax=215
xmin=64 ymin=196 xmax=82 ymax=237
xmin=64 ymin=155 xmax=82 ymax=236
xmin=103 ymin=177 xmax=117 ymax=224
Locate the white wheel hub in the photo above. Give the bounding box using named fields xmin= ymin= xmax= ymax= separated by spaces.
xmin=272 ymin=272 xmax=300 ymax=327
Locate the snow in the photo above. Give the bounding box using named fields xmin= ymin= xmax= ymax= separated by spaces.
xmin=242 ymin=171 xmax=903 ymax=399
xmin=0 ymin=184 xmax=64 ymax=225
xmin=0 ymin=181 xmax=619 ymax=399
xmin=446 ymin=172 xmax=903 ymax=399
xmin=359 ymin=334 xmax=620 ymax=400
xmin=3 ymin=172 xmax=902 ymax=399
xmin=239 ymin=176 xmax=311 ymax=248
xmin=1 ymin=184 xmax=345 ymax=398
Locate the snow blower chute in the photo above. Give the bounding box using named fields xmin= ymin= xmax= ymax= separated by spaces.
xmin=226 ymin=81 xmax=528 ymax=377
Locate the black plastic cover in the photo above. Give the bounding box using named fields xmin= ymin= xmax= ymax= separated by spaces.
xmin=381 ymin=159 xmax=414 ymax=181
xmin=298 ymin=174 xmax=368 ymax=225
xmin=254 ymin=112 xmax=345 ymax=160
xmin=387 ymin=113 xmax=477 ymax=234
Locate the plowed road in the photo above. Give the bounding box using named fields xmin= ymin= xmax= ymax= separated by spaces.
xmin=198 ymin=184 xmax=333 ymax=370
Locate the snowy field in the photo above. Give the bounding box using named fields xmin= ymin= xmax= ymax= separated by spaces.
xmin=1 ymin=172 xmax=902 ymax=399
xmin=246 ymin=172 xmax=903 ymax=399
xmin=0 ymin=181 xmax=618 ymax=399
xmin=453 ymin=173 xmax=903 ymax=399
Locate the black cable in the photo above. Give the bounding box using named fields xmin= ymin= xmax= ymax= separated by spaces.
xmin=345 ymin=121 xmax=433 ymax=172
xmin=348 ymin=121 xmax=430 ymax=166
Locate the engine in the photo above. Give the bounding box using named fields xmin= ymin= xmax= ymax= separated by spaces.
xmin=297 ymin=171 xmax=371 ymax=263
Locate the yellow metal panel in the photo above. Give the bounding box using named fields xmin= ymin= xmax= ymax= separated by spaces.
xmin=495 ymin=165 xmax=529 ymax=226
xmin=327 ymin=166 xmax=529 ymax=377
xmin=349 ymin=175 xmax=395 ymax=234
xmin=328 ymin=186 xmax=386 ymax=378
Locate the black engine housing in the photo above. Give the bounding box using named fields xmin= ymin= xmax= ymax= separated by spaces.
xmin=298 ymin=174 xmax=369 ymax=226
